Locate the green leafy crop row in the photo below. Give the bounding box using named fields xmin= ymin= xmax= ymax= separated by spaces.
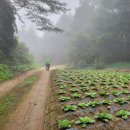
xmin=58 ymin=110 xmax=130 ymax=129
xmin=55 ymin=70 xmax=130 ymax=129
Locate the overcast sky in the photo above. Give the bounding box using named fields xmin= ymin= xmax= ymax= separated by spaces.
xmin=17 ymin=0 xmax=79 ymax=37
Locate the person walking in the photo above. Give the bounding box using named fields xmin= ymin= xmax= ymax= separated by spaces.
xmin=45 ymin=59 xmax=51 ymax=71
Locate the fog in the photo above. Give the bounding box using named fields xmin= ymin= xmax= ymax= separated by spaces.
xmin=18 ymin=0 xmax=130 ymax=66
xmin=18 ymin=0 xmax=79 ymax=64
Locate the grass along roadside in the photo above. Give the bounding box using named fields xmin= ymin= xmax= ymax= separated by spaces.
xmin=0 ymin=73 xmax=40 ymax=129
xmin=107 ymin=62 xmax=130 ymax=69
xmin=0 ymin=64 xmax=12 ymax=82
xmin=0 ymin=63 xmax=41 ymax=83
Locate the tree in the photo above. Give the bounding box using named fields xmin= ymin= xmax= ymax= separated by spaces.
xmin=11 ymin=0 xmax=67 ymax=31
xmin=67 ymin=0 xmax=130 ymax=67
xmin=0 ymin=0 xmax=16 ymax=57
xmin=68 ymin=33 xmax=98 ymax=66
xmin=10 ymin=39 xmax=33 ymax=65
xmin=0 ymin=0 xmax=67 ymax=64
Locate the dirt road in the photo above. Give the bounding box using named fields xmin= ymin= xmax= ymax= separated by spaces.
xmin=6 ymin=71 xmax=50 ymax=130
xmin=0 ymin=69 xmax=41 ymax=98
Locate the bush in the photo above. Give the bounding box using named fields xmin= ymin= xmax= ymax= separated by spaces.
xmin=0 ymin=38 xmax=40 ymax=78
xmin=9 ymin=62 xmax=40 ymax=76
xmin=0 ymin=64 xmax=12 ymax=81
xmin=94 ymin=57 xmax=106 ymax=69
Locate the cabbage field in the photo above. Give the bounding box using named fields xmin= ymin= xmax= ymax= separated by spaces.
xmin=47 ymin=70 xmax=130 ymax=130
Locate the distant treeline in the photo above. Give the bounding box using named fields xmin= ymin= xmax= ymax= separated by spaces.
xmin=26 ymin=0 xmax=130 ymax=67
xmin=3 ymin=0 xmax=130 ymax=68
xmin=67 ymin=0 xmax=130 ymax=67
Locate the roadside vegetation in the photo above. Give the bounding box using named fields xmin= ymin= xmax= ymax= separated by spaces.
xmin=0 ymin=38 xmax=40 ymax=82
xmin=0 ymin=73 xmax=40 ymax=129
xmin=0 ymin=64 xmax=12 ymax=82
xmin=0 ymin=0 xmax=66 ymax=81
xmin=0 ymin=62 xmax=40 ymax=82
xmin=107 ymin=62 xmax=130 ymax=69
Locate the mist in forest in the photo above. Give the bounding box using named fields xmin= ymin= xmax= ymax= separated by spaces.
xmin=18 ymin=14 xmax=74 ymax=64
xmin=18 ymin=0 xmax=79 ymax=64
xmin=18 ymin=0 xmax=130 ymax=67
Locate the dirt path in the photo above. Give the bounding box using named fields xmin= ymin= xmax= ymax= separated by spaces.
xmin=0 ymin=69 xmax=41 ymax=98
xmin=5 ymin=71 xmax=50 ymax=130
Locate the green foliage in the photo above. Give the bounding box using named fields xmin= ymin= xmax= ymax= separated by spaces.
xmin=68 ymin=34 xmax=98 ymax=66
xmin=58 ymin=90 xmax=66 ymax=95
xmin=112 ymin=85 xmax=119 ymax=88
xmin=10 ymin=64 xmax=38 ymax=77
xmin=7 ymin=39 xmax=40 ymax=76
xmin=87 ymin=101 xmax=101 ymax=107
xmin=59 ymin=96 xmax=70 ymax=102
xmin=62 ymin=105 xmax=77 ymax=112
xmin=114 ymin=98 xmax=128 ymax=105
xmin=72 ymin=93 xmax=81 ymax=98
xmin=58 ymin=120 xmax=71 ymax=129
xmin=78 ymin=103 xmax=88 ymax=109
xmin=0 ymin=64 xmax=12 ymax=81
xmin=103 ymin=86 xmax=110 ymax=90
xmin=112 ymin=91 xmax=122 ymax=96
xmin=0 ymin=38 xmax=39 ymax=78
xmin=10 ymin=40 xmax=33 ymax=65
xmin=76 ymin=117 xmax=95 ymax=127
xmin=59 ymin=85 xmax=67 ymax=89
xmin=89 ymin=82 xmax=96 ymax=86
xmin=94 ymin=57 xmax=106 ymax=69
xmin=121 ymin=90 xmax=129 ymax=94
xmin=85 ymin=92 xmax=96 ymax=98
xmin=55 ymin=70 xmax=130 ymax=129
xmin=128 ymin=96 xmax=130 ymax=101
xmin=108 ymin=63 xmax=130 ymax=69
xmin=117 ymin=110 xmax=130 ymax=120
xmin=95 ymin=113 xmax=113 ymax=122
xmin=92 ymin=86 xmax=98 ymax=91
xmin=70 ymin=88 xmax=79 ymax=93
xmin=99 ymin=91 xmax=109 ymax=97
xmin=101 ymin=100 xmax=112 ymax=105
xmin=81 ymin=87 xmax=89 ymax=92
xmin=122 ymin=85 xmax=128 ymax=88
xmin=11 ymin=65 xmax=32 ymax=73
